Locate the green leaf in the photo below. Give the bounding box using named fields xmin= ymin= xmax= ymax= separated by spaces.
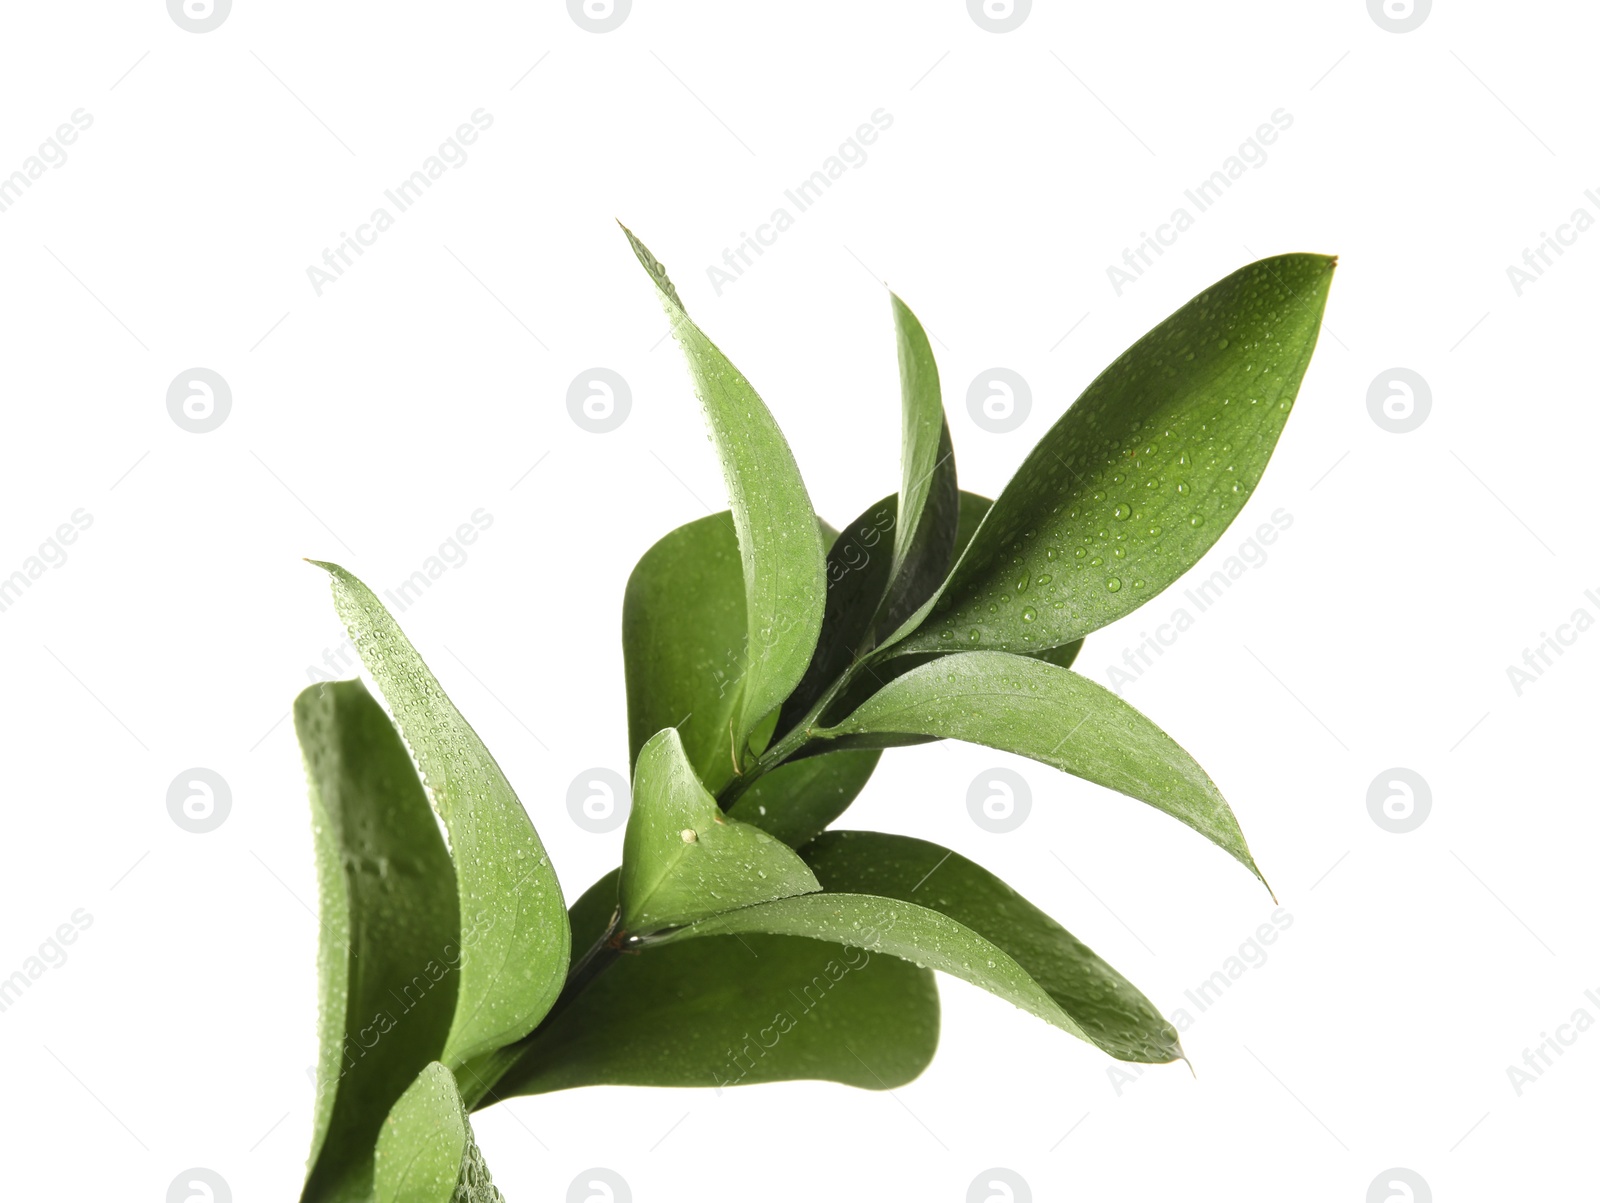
xmin=622 ymin=225 xmax=827 ymax=756
xmin=882 ymin=295 xmax=959 ymax=631
xmin=297 ymin=680 xmax=460 ymax=1203
xmin=622 ymin=511 xmax=746 ymax=795
xmin=622 ymin=511 xmax=884 ymax=840
xmin=312 ymin=562 xmax=570 ymax=1068
xmin=804 ymin=831 xmax=1179 ymax=1062
xmin=724 ymin=746 xmax=881 ymax=847
xmin=933 ymin=491 xmax=1083 ymax=669
xmin=819 ymin=650 xmax=1263 ymax=885
xmin=776 ymin=493 xmax=902 ymax=734
xmin=374 ymin=1063 xmax=504 ymax=1203
xmin=622 ymin=728 xmax=821 ymax=933
xmin=897 ymin=254 xmax=1335 ymax=655
xmin=659 ymin=831 xmax=1181 ymax=1063
xmin=487 ymin=870 xmax=940 ymax=1097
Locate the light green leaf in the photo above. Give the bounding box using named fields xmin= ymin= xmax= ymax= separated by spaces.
xmin=724 ymin=746 xmax=881 ymax=847
xmin=297 ymin=680 xmax=459 ymax=1203
xmin=819 ymin=650 xmax=1263 ymax=884
xmin=374 ymin=1063 xmax=503 ymax=1203
xmin=622 ymin=225 xmax=827 ymax=756
xmin=897 ymin=254 xmax=1334 ymax=655
xmin=622 ymin=728 xmax=821 ymax=933
xmin=313 ymin=562 xmax=570 ymax=1068
xmin=890 ymin=294 xmax=946 ymax=581
xmin=660 ymin=831 xmax=1182 ymax=1063
xmin=486 ymin=869 xmax=940 ymax=1097
xmin=622 ymin=511 xmax=746 ymax=795
xmin=883 ymin=295 xmax=959 ymax=631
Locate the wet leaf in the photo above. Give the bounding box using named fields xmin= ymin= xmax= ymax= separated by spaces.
xmin=895 ymin=255 xmax=1334 ymax=655
xmin=621 ymin=728 xmax=820 ymax=934
xmin=297 ymin=680 xmax=459 ymax=1203
xmin=313 ymin=562 xmax=570 ymax=1068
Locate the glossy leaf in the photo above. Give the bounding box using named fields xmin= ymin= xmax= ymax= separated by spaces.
xmin=297 ymin=680 xmax=460 ymax=1203
xmin=374 ymin=1063 xmax=503 ymax=1203
xmin=622 ymin=511 xmax=745 ymax=795
xmin=313 ymin=562 xmax=570 ymax=1068
xmin=942 ymin=491 xmax=1083 ymax=669
xmin=802 ymin=831 xmax=1179 ymax=1062
xmin=776 ymin=493 xmax=901 ymax=733
xmin=622 ymin=728 xmax=820 ymax=933
xmin=897 ymin=254 xmax=1335 ymax=655
xmin=623 ymin=225 xmax=827 ymax=756
xmin=487 ymin=870 xmax=940 ymax=1097
xmin=819 ymin=651 xmax=1263 ymax=884
xmin=882 ymin=294 xmax=960 ymax=632
xmin=659 ymin=832 xmax=1181 ymax=1063
xmin=725 ymin=746 xmax=881 ymax=847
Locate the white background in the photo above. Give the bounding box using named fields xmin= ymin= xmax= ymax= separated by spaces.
xmin=0 ymin=1 xmax=1593 ymax=1199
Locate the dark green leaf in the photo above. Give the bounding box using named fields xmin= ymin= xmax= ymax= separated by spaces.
xmin=622 ymin=512 xmax=745 ymax=794
xmin=297 ymin=680 xmax=460 ymax=1203
xmin=776 ymin=493 xmax=901 ymax=734
xmin=622 ymin=225 xmax=827 ymax=757
xmin=373 ymin=1063 xmax=503 ymax=1203
xmin=802 ymin=831 xmax=1179 ymax=1062
xmin=487 ymin=870 xmax=941 ymax=1097
xmin=659 ymin=833 xmax=1181 ymax=1063
xmin=819 ymin=650 xmax=1263 ymax=885
xmin=621 ymin=728 xmax=820 ymax=933
xmin=313 ymin=562 xmax=570 ymax=1067
xmin=897 ymin=255 xmax=1335 ymax=655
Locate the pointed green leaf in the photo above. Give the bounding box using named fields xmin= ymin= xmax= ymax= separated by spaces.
xmin=660 ymin=831 xmax=1181 ymax=1063
xmin=819 ymin=650 xmax=1262 ymax=884
xmin=724 ymin=746 xmax=881 ymax=847
xmin=889 ymin=294 xmax=947 ymax=580
xmin=883 ymin=295 xmax=959 ymax=630
xmin=623 ymin=511 xmax=746 ymax=794
xmin=897 ymin=254 xmax=1334 ymax=655
xmin=622 ymin=225 xmax=827 ymax=754
xmin=313 ymin=562 xmax=570 ymax=1068
xmin=374 ymin=1063 xmax=504 ymax=1203
xmin=622 ymin=728 xmax=821 ymax=933
xmin=487 ymin=869 xmax=940 ymax=1097
xmin=297 ymin=680 xmax=460 ymax=1203
xmin=803 ymin=831 xmax=1179 ymax=1062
